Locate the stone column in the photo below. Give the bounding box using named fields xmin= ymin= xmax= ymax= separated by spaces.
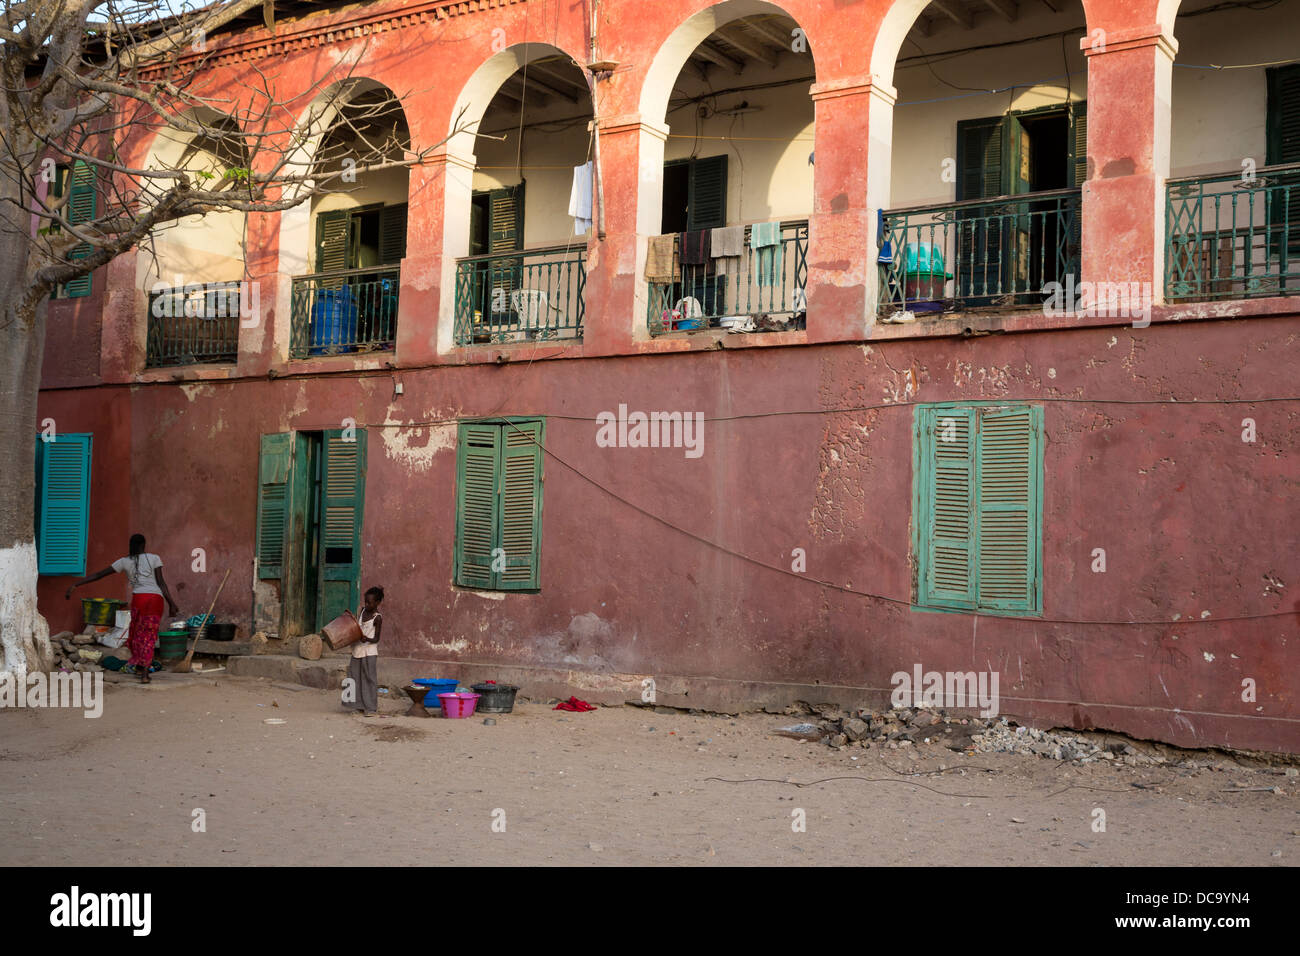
xmin=807 ymin=75 xmax=896 ymax=341
xmin=1080 ymin=26 xmax=1178 ymax=308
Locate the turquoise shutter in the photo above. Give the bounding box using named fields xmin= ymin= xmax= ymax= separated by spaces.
xmin=498 ymin=420 xmax=543 ymax=590
xmin=455 ymin=422 xmax=500 ymax=589
xmin=62 ymin=161 xmax=97 ymax=298
xmin=917 ymin=406 xmax=977 ymax=608
xmin=974 ymin=405 xmax=1042 ymax=612
xmin=379 ymin=203 xmax=408 ymax=264
xmin=318 ymin=428 xmax=367 ymax=627
xmin=956 ymin=117 xmax=1006 ymax=201
xmin=687 ymin=155 xmax=728 ymax=231
xmin=256 ymin=433 xmax=293 ymax=579
xmin=35 ymin=433 xmax=92 ymax=575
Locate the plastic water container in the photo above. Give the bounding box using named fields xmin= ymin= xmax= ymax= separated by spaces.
xmin=310 ymin=288 xmax=358 ymax=354
xmin=412 ymin=678 xmax=458 ymax=707
xmin=438 ymin=692 xmax=481 ymax=719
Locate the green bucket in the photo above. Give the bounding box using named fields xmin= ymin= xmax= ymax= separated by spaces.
xmin=82 ymin=598 xmax=125 ymax=626
xmin=155 ymin=629 xmax=190 ymax=660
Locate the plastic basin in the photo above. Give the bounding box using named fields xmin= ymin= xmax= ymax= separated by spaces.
xmin=438 ymin=692 xmax=481 ymax=719
xmin=412 ymin=678 xmax=458 ymax=707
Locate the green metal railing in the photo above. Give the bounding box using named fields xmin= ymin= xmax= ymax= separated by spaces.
xmin=290 ymin=265 xmax=399 ymax=358
xmin=647 ymin=221 xmax=808 ymax=334
xmin=145 ymin=286 xmax=240 ymax=367
xmin=1166 ymin=162 xmax=1300 ymax=302
xmin=878 ymin=189 xmax=1081 ymax=316
xmin=454 ymin=246 xmax=586 ymax=345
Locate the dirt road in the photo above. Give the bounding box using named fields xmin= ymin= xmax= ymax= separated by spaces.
xmin=1 ymin=674 xmax=1295 ymax=866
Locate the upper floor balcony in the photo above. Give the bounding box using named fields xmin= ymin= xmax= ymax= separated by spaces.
xmin=64 ymin=0 xmax=1299 ymax=383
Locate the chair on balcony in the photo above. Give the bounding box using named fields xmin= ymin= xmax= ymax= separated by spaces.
xmin=511 ymin=289 xmax=551 ymax=340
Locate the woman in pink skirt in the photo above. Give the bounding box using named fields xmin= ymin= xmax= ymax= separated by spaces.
xmin=66 ymin=534 xmax=179 ymax=682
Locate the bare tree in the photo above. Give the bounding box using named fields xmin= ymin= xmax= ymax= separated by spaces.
xmin=0 ymin=0 xmax=465 ymax=676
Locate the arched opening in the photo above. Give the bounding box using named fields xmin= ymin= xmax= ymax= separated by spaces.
xmin=136 ymin=109 xmax=250 ymax=367
xmin=643 ymin=4 xmax=815 ymax=334
xmin=444 ymin=45 xmax=594 ymax=347
xmin=286 ymin=83 xmax=411 ymax=358
xmin=1165 ymin=0 xmax=1300 ymax=302
xmin=873 ymin=0 xmax=1089 ymax=319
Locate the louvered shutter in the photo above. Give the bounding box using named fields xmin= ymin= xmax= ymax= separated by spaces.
xmin=62 ymin=161 xmax=97 ymax=298
xmin=455 ymin=422 xmax=500 ymax=588
xmin=498 ymin=420 xmax=543 ymax=590
xmin=974 ymin=405 xmax=1041 ymax=612
xmin=488 ymin=185 xmax=524 ymax=324
xmin=1265 ymin=65 xmax=1300 ymax=259
xmin=956 ymin=117 xmax=1006 ymax=298
xmin=315 ymin=209 xmax=351 ymax=274
xmin=1071 ymin=101 xmax=1088 ymax=187
xmin=918 ymin=406 xmax=976 ymax=608
xmin=35 ymin=433 xmax=92 ymax=575
xmin=687 ymin=155 xmax=728 ymax=231
xmin=318 ymin=428 xmax=367 ymax=627
xmin=379 ymin=203 xmax=408 ymax=264
xmin=256 ymin=433 xmax=293 ymax=579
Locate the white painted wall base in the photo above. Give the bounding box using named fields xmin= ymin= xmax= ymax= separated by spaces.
xmin=0 ymin=541 xmax=54 ymax=679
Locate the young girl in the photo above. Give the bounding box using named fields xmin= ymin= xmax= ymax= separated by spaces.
xmin=65 ymin=533 xmax=179 ymax=683
xmin=348 ymin=586 xmax=384 ymax=716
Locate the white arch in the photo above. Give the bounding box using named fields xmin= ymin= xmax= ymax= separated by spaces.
xmin=438 ymin=42 xmax=588 ymax=353
xmin=273 ymin=78 xmax=410 ymax=358
xmin=639 ymin=0 xmax=818 ymax=123
xmin=869 ymin=0 xmax=934 ymax=85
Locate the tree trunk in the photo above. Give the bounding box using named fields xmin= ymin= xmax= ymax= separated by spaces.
xmin=0 ymin=244 xmax=55 ymax=679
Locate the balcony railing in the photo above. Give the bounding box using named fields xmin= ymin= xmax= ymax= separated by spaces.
xmin=145 ymin=286 xmax=240 ymax=368
xmin=647 ymin=220 xmax=808 ymax=334
xmin=878 ymin=189 xmax=1081 ymax=317
xmin=454 ymin=246 xmax=586 ymax=345
xmin=290 ymin=265 xmax=399 ymax=358
xmin=1166 ymin=163 xmax=1300 ymax=302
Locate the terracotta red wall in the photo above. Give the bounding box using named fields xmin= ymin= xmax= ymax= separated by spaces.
xmin=37 ymin=317 xmax=1300 ymax=751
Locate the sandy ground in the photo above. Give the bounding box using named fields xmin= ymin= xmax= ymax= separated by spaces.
xmin=1 ymin=672 xmax=1297 ymax=866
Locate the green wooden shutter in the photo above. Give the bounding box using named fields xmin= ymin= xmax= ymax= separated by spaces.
xmin=379 ymin=203 xmax=408 ymax=264
xmin=488 ymin=185 xmax=524 ymax=324
xmin=455 ymin=422 xmax=501 ymax=589
xmin=62 ymin=161 xmax=97 ymax=298
xmin=256 ymin=432 xmax=293 ymax=579
xmin=35 ymin=433 xmax=92 ymax=575
xmin=956 ymin=117 xmax=1006 ymax=201
xmin=315 ymin=209 xmax=351 ymax=274
xmin=974 ymin=405 xmax=1042 ymax=612
xmin=687 ymin=155 xmax=728 ymax=231
xmin=1070 ymin=101 xmax=1088 ymax=187
xmin=318 ymin=428 xmax=367 ymax=627
xmin=1265 ymin=65 xmax=1300 ymax=259
xmin=917 ymin=407 xmax=977 ymax=608
xmin=498 ymin=420 xmax=544 ymax=590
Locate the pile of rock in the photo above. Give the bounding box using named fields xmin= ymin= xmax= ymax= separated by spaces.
xmin=788 ymin=705 xmax=1149 ymax=765
xmin=48 ymin=628 xmax=120 ymax=673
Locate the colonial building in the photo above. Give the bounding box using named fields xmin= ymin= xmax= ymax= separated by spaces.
xmin=35 ymin=0 xmax=1300 ymax=751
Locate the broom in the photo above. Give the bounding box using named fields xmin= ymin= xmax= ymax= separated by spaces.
xmin=172 ymin=568 xmax=230 ymax=674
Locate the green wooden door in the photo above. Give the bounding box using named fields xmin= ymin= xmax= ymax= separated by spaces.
xmin=317 ymin=428 xmax=367 ymax=628
xmin=256 ymin=433 xmax=293 ymax=579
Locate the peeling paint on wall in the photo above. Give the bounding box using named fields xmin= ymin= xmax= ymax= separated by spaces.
xmin=380 ymin=403 xmax=458 ymax=473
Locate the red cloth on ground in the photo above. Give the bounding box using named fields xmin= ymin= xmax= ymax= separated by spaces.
xmin=128 ymin=593 xmax=164 ymax=668
xmin=554 ymin=696 xmax=596 ymax=712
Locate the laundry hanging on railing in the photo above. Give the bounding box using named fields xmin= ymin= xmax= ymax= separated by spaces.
xmin=750 ymin=220 xmax=783 ymax=287
xmin=568 ymin=161 xmax=593 ymax=235
xmin=645 ymin=234 xmax=678 ymax=283
xmin=680 ymin=229 xmax=711 ymax=265
xmin=710 ymin=225 xmax=745 ymax=275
